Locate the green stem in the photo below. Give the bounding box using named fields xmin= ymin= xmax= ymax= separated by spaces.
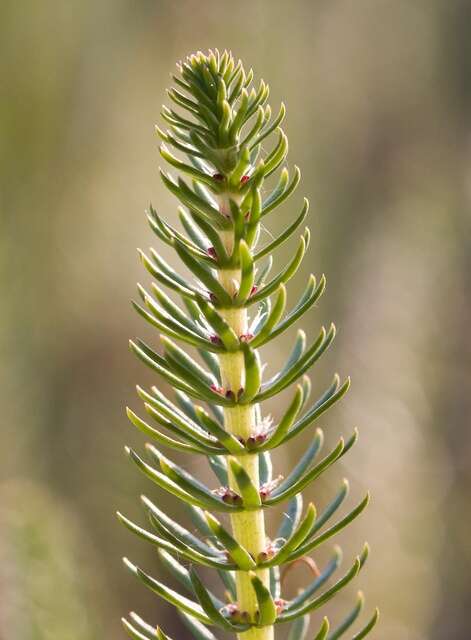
xmin=218 ymin=267 xmax=274 ymax=640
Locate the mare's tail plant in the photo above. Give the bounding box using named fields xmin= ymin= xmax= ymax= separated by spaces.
xmin=118 ymin=50 xmax=379 ymax=640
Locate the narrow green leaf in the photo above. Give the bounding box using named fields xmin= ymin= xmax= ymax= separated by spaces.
xmin=179 ymin=612 xmax=218 ymax=640
xmin=132 ymin=299 xmax=213 ymax=352
xmin=197 ymin=298 xmax=240 ymax=351
xmin=129 ymin=612 xmax=162 ymax=640
xmin=148 ymin=246 xmax=194 ymax=289
xmin=274 ymin=430 xmax=324 ymax=496
xmin=139 ymin=387 xmax=222 ymax=450
xmin=267 ymin=329 xmax=306 ymax=387
xmin=122 ymin=617 xmax=154 ymax=640
xmin=137 ymin=283 xmax=204 ymax=337
xmin=148 ymin=512 xmax=233 ymax=572
xmin=307 ymin=479 xmax=350 ymax=538
xmin=198 ymin=349 xmax=221 ymax=383
xmin=245 ymin=187 xmax=263 ymax=247
xmin=255 ymin=254 xmax=273 ymax=287
xmin=162 ymin=335 xmax=215 ymax=384
xmin=195 ymin=406 xmax=246 ymax=454
xmin=150 ymin=282 xmax=205 ymax=335
xmin=277 ymin=494 xmax=303 ymax=541
xmin=125 ymin=447 xmax=237 ymax=512
xmin=228 ymin=66 xmax=245 ymax=104
xmin=256 ymin=324 xmax=336 ymax=402
xmin=147 ymin=204 xmax=211 ymax=262
xmin=261 ymin=166 xmax=289 ymax=209
xmin=277 ymin=558 xmax=361 ymax=622
xmin=240 ymin=105 xmax=264 ymax=147
xmin=123 ymin=558 xmax=212 ymax=624
xmin=208 ymin=455 xmax=229 ymax=485
xmin=160 ymin=171 xmax=229 ymax=230
xmin=136 ymin=339 xmax=232 ymax=405
xmin=218 ymin=100 xmax=232 ymax=146
xmin=178 ymin=207 xmax=210 ymax=251
xmin=156 ymin=627 xmax=173 ymax=640
xmin=130 ymin=340 xmax=204 ymax=400
xmin=259 ymin=385 xmax=304 ymax=451
xmin=158 ymin=549 xmax=194 ymax=593
xmin=173 ymin=240 xmax=233 ymax=306
xmin=267 ymin=274 xmax=326 ymax=342
xmin=283 ymin=377 xmax=350 ymax=445
xmin=250 ymin=235 xmax=306 ymax=304
xmin=288 ymin=494 xmax=371 ymax=562
xmin=351 ymin=609 xmax=379 ymax=639
xmin=157 ymin=123 xmax=204 ymax=159
xmin=250 ymin=102 xmax=286 ymax=149
xmin=287 ymin=548 xmax=343 ymax=611
xmin=328 ymin=592 xmax=364 ymax=640
xmin=218 ymin=568 xmax=237 ymax=600
xmin=228 ymin=88 xmax=249 ymax=141
xmin=161 ymin=105 xmax=209 ymax=136
xmin=142 ymin=495 xmax=224 ymax=559
xmin=239 ymin=344 xmax=262 ymax=403
xmin=186 ymin=504 xmax=214 ymax=539
xmin=312 ymin=618 xmax=330 ymax=640
xmin=139 ymin=249 xmax=199 ymax=302
xmin=264 ymin=503 xmax=317 ymax=567
xmin=205 ymin=511 xmax=256 ymax=570
xmin=250 ymin=285 xmax=286 ymax=347
xmin=255 ymin=198 xmax=309 ymax=262
xmin=250 ymin=571 xmax=277 ymax=625
xmin=264 ymin=129 xmax=288 ymax=177
xmin=270 ymin=565 xmax=281 ymax=600
xmin=147 ymin=445 xmax=234 ymax=510
xmin=118 ymin=512 xmax=193 ymax=560
xmin=174 ymin=388 xmax=203 ymax=425
xmin=189 ymin=568 xmax=240 ymax=630
xmin=234 ymin=241 xmax=255 ymax=304
xmin=228 ymin=457 xmax=262 ymax=508
xmin=127 ymin=407 xmax=220 ymax=455
xmin=246 ymin=79 xmax=269 ymax=118
xmin=264 ymin=438 xmax=345 ymax=506
xmin=186 ymin=208 xmax=231 ymax=264
xmin=258 ymin=450 xmax=273 ymax=485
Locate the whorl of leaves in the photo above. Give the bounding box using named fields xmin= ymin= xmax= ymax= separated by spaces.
xmin=119 ymin=49 xmax=378 ymax=640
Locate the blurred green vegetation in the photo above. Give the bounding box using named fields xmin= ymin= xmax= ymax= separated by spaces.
xmin=1 ymin=1 xmax=470 ymax=639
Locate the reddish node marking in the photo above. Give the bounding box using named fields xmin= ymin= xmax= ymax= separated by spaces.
xmin=213 ymin=487 xmax=242 ymax=506
xmin=274 ymin=598 xmax=287 ymax=615
xmin=260 ymin=475 xmax=284 ymax=499
xmin=258 ymin=541 xmax=276 ymax=562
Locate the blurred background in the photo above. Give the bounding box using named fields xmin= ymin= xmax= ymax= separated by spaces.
xmin=1 ymin=1 xmax=470 ymax=638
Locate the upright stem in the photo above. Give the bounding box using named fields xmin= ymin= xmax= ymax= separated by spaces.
xmin=217 ymin=264 xmax=274 ymax=640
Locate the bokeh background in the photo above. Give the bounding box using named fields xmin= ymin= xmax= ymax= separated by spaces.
xmin=1 ymin=1 xmax=470 ymax=638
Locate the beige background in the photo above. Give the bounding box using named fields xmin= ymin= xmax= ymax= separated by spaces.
xmin=1 ymin=1 xmax=470 ymax=638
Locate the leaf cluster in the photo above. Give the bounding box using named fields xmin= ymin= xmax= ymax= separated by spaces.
xmin=119 ymin=49 xmax=378 ymax=640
